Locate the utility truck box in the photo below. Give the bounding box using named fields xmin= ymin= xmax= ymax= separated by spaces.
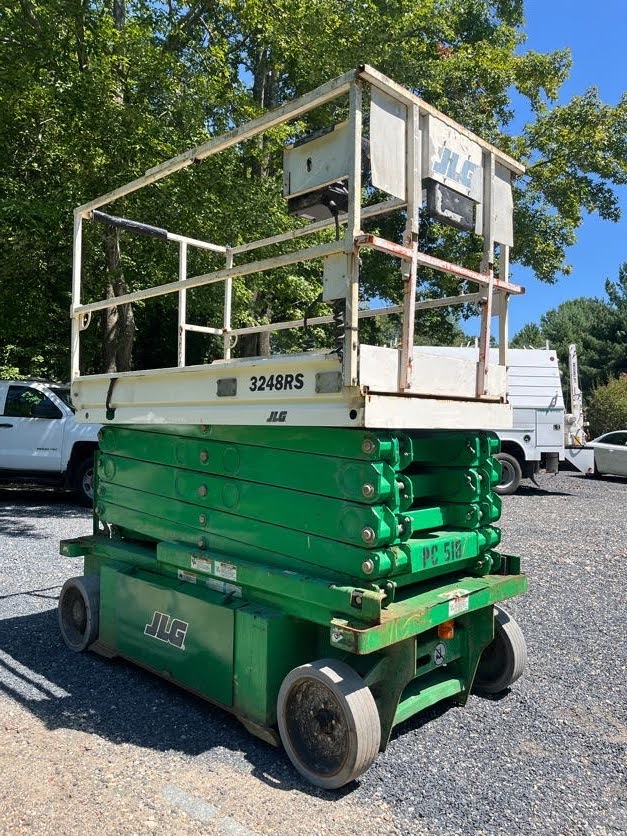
xmin=416 ymin=345 xmax=592 ymax=493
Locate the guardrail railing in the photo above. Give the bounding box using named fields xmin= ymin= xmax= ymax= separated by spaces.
xmin=71 ymin=65 xmax=524 ymax=398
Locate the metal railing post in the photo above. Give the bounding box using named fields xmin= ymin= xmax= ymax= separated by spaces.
xmin=71 ymin=211 xmax=83 ymax=381
xmin=177 ymin=241 xmax=188 ymax=367
xmin=223 ymin=248 xmax=233 ymax=360
xmin=498 ymin=245 xmax=510 ymax=368
xmin=477 ymin=151 xmax=495 ymax=397
xmin=399 ymin=103 xmax=420 ymax=391
xmin=343 ymin=80 xmax=363 ymax=388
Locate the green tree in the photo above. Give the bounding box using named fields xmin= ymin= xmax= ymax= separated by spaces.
xmin=539 ymin=297 xmax=617 ymax=393
xmin=3 ymin=1 xmax=627 ymax=376
xmin=512 ymin=261 xmax=627 ymax=396
xmin=512 ymin=296 xmax=615 ymax=395
xmin=0 ymin=0 xmax=238 ymax=377
xmin=586 ymin=374 xmax=627 ymax=437
xmin=511 ymin=322 xmax=544 ymax=348
xmin=603 ymin=262 xmax=627 ymax=374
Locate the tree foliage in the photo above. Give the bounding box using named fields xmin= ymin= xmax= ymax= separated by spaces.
xmin=512 ymin=262 xmax=627 ymax=399
xmin=510 ymin=321 xmax=543 ymax=348
xmin=586 ymin=375 xmax=627 ymax=437
xmin=1 ymin=1 xmax=627 ymax=378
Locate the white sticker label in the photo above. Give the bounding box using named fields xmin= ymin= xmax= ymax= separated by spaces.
xmin=448 ymin=595 xmax=469 ymax=617
xmin=191 ymin=556 xmax=213 ymax=574
xmin=214 ymin=560 xmax=237 ymax=581
xmin=178 ymin=569 xmax=197 ymax=585
xmin=433 ymin=642 xmax=447 ymax=666
xmin=206 ymin=577 xmax=242 ymax=598
xmin=331 ymin=627 xmax=346 ymax=644
xmin=438 ymin=587 xmax=470 ymax=600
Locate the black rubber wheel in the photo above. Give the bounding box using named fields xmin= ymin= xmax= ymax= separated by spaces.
xmin=474 ymin=605 xmax=527 ymax=695
xmin=494 ymin=452 xmax=523 ymax=495
xmin=277 ymin=659 xmax=381 ymax=789
xmin=58 ymin=575 xmax=100 ymax=652
xmin=73 ymin=455 xmax=95 ymax=506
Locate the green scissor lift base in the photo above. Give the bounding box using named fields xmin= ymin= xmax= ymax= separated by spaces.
xmin=59 ymin=425 xmax=527 ymax=789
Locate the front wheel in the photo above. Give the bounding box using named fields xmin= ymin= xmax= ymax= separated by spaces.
xmin=494 ymin=452 xmax=523 ymax=495
xmin=473 ymin=606 xmax=527 ymax=695
xmin=277 ymin=659 xmax=381 ymax=789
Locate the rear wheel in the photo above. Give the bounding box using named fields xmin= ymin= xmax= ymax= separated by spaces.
xmin=277 ymin=659 xmax=380 ymax=789
xmin=494 ymin=452 xmax=523 ymax=495
xmin=474 ymin=606 xmax=527 ymax=695
xmin=73 ymin=455 xmax=95 ymax=506
xmin=58 ymin=575 xmax=100 ymax=652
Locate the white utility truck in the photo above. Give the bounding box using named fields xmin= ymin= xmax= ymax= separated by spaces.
xmin=0 ymin=379 xmax=99 ymax=503
xmin=416 ymin=343 xmax=591 ymax=493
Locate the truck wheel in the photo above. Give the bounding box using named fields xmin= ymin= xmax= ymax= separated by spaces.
xmin=73 ymin=455 xmax=95 ymax=506
xmin=473 ymin=606 xmax=527 ymax=695
xmin=494 ymin=453 xmax=522 ymax=495
xmin=58 ymin=575 xmax=100 ymax=652
xmin=277 ymin=659 xmax=380 ymax=789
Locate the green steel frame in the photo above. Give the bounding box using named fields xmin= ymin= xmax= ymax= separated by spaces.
xmin=60 ymin=426 xmax=526 ymax=755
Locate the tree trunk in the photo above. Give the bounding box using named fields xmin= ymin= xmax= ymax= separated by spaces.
xmin=103 ymin=225 xmax=135 ymax=372
xmin=235 ymin=46 xmax=276 ymax=357
xmin=103 ymin=272 xmax=118 ymax=374
xmin=250 ymin=45 xmax=279 ymax=178
xmin=101 ymin=0 xmax=134 ymax=372
xmin=74 ymin=0 xmax=88 ymax=71
xmin=236 ymin=290 xmax=272 ymax=358
xmin=237 ymin=331 xmax=271 ymax=358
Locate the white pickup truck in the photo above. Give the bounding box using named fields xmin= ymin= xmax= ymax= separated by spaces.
xmin=0 ymin=380 xmax=100 ymax=504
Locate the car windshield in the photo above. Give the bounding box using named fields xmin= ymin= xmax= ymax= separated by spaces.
xmin=50 ymin=386 xmax=75 ymax=412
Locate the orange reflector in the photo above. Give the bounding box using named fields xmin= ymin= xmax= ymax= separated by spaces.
xmin=438 ymin=620 xmax=455 ymax=640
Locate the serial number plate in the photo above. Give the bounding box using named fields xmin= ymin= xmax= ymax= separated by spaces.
xmin=249 ymin=373 xmax=304 ymax=393
xmin=421 ymin=538 xmax=463 ymax=569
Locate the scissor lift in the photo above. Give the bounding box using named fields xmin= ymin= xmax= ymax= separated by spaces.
xmin=59 ymin=66 xmax=528 ymax=788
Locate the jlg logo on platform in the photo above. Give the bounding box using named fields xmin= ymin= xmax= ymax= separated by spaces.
xmin=144 ymin=611 xmax=189 ymax=650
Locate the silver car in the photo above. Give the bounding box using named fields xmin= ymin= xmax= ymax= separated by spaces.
xmin=588 ymin=431 xmax=627 ymax=477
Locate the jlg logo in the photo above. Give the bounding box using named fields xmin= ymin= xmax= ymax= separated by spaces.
xmin=266 ymin=410 xmax=287 ymax=423
xmin=144 ymin=611 xmax=189 ymax=650
xmin=433 ymin=147 xmax=478 ymax=190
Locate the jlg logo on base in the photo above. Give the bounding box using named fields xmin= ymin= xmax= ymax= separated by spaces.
xmin=144 ymin=611 xmax=189 ymax=650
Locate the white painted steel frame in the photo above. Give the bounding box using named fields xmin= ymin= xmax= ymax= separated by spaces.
xmin=71 ymin=350 xmax=512 ymax=429
xmin=70 ymin=64 xmax=525 ymax=424
xmin=344 ymin=80 xmax=363 ymax=387
xmin=399 ymin=102 xmax=420 ymax=391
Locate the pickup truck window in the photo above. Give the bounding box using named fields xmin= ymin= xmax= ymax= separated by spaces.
xmin=49 ymin=386 xmax=74 ymax=412
xmin=4 ymin=385 xmax=62 ymax=419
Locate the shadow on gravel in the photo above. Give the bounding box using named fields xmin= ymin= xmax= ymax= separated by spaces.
xmin=0 ymin=607 xmax=335 ymax=796
xmin=0 ymin=487 xmax=89 ymax=538
xmin=512 ymin=484 xmax=572 ymax=498
xmin=389 ymin=699 xmax=453 ymax=741
xmin=590 ymin=474 xmax=627 ymax=485
xmin=0 ymin=585 xmax=60 ymax=603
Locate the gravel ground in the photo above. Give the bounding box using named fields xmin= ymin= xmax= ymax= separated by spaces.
xmin=0 ymin=473 xmax=626 ymax=835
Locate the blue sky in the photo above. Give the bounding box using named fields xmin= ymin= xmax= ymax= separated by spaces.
xmin=504 ymin=0 xmax=627 ymax=336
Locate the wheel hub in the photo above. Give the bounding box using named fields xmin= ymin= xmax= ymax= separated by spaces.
xmin=285 ymin=680 xmax=348 ymax=776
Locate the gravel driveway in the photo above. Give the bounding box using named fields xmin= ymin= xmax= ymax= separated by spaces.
xmin=0 ymin=474 xmax=625 ymax=835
